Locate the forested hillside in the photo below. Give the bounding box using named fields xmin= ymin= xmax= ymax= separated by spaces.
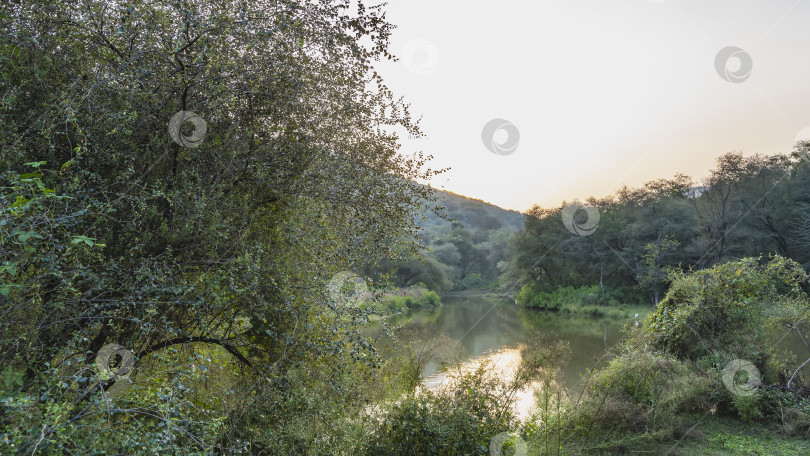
xmin=503 ymin=150 xmax=810 ymax=307
xmin=419 ymin=189 xmax=524 ymax=232
xmin=366 ymin=189 xmax=524 ymax=292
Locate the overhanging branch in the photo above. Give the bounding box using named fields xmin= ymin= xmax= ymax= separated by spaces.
xmin=137 ymin=336 xmax=253 ymax=367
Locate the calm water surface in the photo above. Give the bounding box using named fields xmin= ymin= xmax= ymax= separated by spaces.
xmin=364 ymin=295 xmax=630 ymax=389
xmin=364 ymin=295 xmax=809 ymax=393
xmin=363 ymin=295 xmax=810 ymax=419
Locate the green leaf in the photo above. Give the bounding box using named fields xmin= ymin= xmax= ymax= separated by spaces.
xmin=13 ymin=230 xmax=42 ymax=244
xmin=11 ymin=196 xmax=29 ymax=210
xmin=70 ymin=235 xmax=95 ymax=247
xmin=2 ymin=366 xmax=23 ymax=388
xmin=0 ymin=262 xmax=17 ymax=276
xmin=19 ymin=172 xmax=41 ymax=180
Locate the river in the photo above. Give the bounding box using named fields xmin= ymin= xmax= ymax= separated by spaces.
xmin=363 ymin=295 xmax=809 ymax=419
xmin=361 ymin=295 xmax=629 ymax=418
xmin=366 ymin=295 xmax=628 ymax=384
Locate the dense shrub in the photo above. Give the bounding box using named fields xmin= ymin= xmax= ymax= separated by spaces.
xmin=643 ymin=256 xmax=810 ymax=422
xmin=365 ymin=363 xmax=519 ymax=456
xmin=365 ymin=395 xmax=500 ymax=455
xmin=556 ymin=340 xmax=713 ymax=452
xmin=384 ymin=289 xmax=442 ymax=311
xmin=552 ymin=254 xmax=810 ymax=451
xmin=417 ymin=290 xmax=442 ymax=307
xmin=516 ymin=284 xmax=620 ymax=309
xmin=646 ymin=256 xmax=809 ymax=381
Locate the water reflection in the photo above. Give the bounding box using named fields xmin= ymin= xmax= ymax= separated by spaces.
xmin=419 ymin=346 xmax=543 ymax=419
xmin=365 ymin=296 xmax=629 ymax=389
xmin=363 ymin=295 xmax=810 ymax=419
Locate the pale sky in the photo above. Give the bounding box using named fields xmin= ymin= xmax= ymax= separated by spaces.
xmin=374 ymin=0 xmax=810 ymax=212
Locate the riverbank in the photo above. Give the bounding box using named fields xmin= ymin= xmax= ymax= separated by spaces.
xmin=364 ymin=263 xmax=810 ymax=454
xmin=556 ymin=302 xmax=653 ymax=320
xmin=444 ymin=288 xmax=654 ymax=321
xmin=440 ymin=289 xmax=510 ymax=299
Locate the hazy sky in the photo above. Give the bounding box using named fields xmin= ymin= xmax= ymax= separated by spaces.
xmin=374 ymin=0 xmax=810 ymax=212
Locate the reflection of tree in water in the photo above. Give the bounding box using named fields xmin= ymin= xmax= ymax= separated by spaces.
xmin=367 ymin=296 xmax=631 ymax=395
xmin=417 ymin=335 xmax=573 ymax=421
xmin=395 ymin=328 xmax=459 ymax=390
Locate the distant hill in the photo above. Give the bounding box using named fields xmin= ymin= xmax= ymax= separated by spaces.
xmin=366 ymin=187 xmax=525 ymax=293
xmin=420 ymin=189 xmax=525 ymax=233
xmin=386 ymin=189 xmax=526 ymax=292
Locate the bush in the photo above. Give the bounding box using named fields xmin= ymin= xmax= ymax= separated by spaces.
xmin=365 ymin=395 xmax=497 ymax=455
xmin=646 ymin=256 xmax=809 ymax=387
xmin=417 ymin=290 xmax=441 ymax=308
xmin=516 ymin=284 xmax=620 ymax=310
xmin=559 ymin=343 xmax=713 ymax=451
xmin=365 ymin=363 xmax=519 ymax=456
xmin=531 ymin=257 xmax=810 ymax=452
xmin=644 ymin=256 xmax=810 ymax=423
xmin=383 ymin=289 xmax=442 ymax=311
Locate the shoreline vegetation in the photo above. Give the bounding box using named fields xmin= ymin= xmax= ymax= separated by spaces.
xmin=437 ymin=287 xmax=653 ymax=321
xmin=4 ymin=1 xmax=810 ymax=454
xmin=365 ymin=256 xmax=810 ymax=455
xmin=515 ymin=284 xmax=655 ymax=320
xmin=379 ymin=287 xmax=442 ymax=313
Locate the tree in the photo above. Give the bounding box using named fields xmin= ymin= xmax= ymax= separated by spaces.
xmin=637 ymin=233 xmax=679 ymax=305
xmin=0 ymin=0 xmax=440 ymax=453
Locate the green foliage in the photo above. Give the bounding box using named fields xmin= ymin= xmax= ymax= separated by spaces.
xmin=365 ymin=364 xmax=519 ymax=456
xmin=647 ymin=256 xmax=808 ymax=366
xmin=560 ymin=344 xmax=712 ymax=450
xmin=637 ymin=234 xmax=680 ymax=305
xmin=516 ymin=257 xmax=810 ymax=454
xmin=643 ymin=256 xmax=810 ymax=423
xmin=707 ymin=430 xmax=810 ymax=455
xmin=366 ymin=395 xmax=495 ymax=455
xmin=418 ymin=290 xmax=442 ymax=307
xmin=384 ymin=289 xmax=442 ymax=311
xmin=0 ymin=0 xmax=442 ymax=453
xmin=505 ymin=151 xmax=810 ymax=305
xmin=640 ymin=256 xmax=810 ymax=424
xmin=516 ymin=284 xmax=619 ymax=310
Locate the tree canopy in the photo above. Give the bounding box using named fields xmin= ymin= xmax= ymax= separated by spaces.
xmin=504 ymin=150 xmax=810 ymax=306
xmin=0 ymin=0 xmax=441 ymax=453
